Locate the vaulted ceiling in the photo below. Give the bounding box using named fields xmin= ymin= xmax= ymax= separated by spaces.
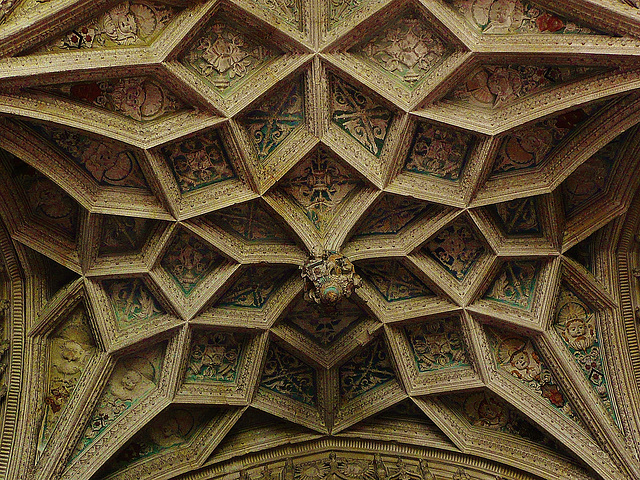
xmin=2 ymin=1 xmax=640 ymax=479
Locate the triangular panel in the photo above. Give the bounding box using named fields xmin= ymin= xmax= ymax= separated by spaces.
xmin=352 ymin=193 xmax=428 ymax=237
xmin=206 ymin=201 xmax=293 ymax=243
xmin=339 ymin=337 xmax=395 ymax=402
xmin=489 ymin=197 xmax=541 ymax=236
xmin=99 ymin=215 xmax=155 ymax=256
xmin=260 ymin=342 xmax=317 ymax=406
xmin=104 ymin=279 xmax=165 ymax=330
xmin=358 ymin=259 xmax=433 ymax=302
xmin=484 ymin=260 xmax=540 ymax=310
xmin=216 ymin=266 xmax=294 ymax=309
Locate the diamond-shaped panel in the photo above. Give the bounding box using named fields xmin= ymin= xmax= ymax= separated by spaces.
xmin=36 ymin=77 xmax=188 ymax=122
xmin=104 ymin=278 xmax=165 ymax=330
xmin=404 ymin=121 xmax=475 ymax=180
xmin=39 ymin=1 xmax=180 ymax=52
xmin=490 ymin=197 xmax=541 ymax=236
xmin=239 ymin=78 xmax=305 ymax=161
xmin=484 ymin=260 xmax=540 ymax=310
xmin=284 ymin=295 xmax=365 ymax=347
xmin=329 ymin=73 xmax=394 ymax=157
xmin=349 ymin=10 xmax=451 ymax=86
xmin=260 ymin=342 xmax=317 ymax=406
xmin=353 ymin=194 xmax=428 ymax=237
xmin=425 ymin=217 xmax=486 ymax=281
xmin=206 ymin=200 xmax=293 ymax=243
xmin=339 ymin=337 xmax=395 ymax=402
xmin=216 ymin=266 xmax=293 ymax=309
xmin=160 ymin=229 xmax=224 ymax=295
xmin=40 ymin=304 xmax=98 ymax=450
xmin=554 ymin=286 xmax=617 ymax=424
xmin=279 ymin=147 xmax=363 ymax=232
xmin=561 ymin=132 xmax=621 ymax=217
xmin=159 ymin=129 xmax=236 ymax=194
xmin=358 ymin=259 xmax=432 ymax=302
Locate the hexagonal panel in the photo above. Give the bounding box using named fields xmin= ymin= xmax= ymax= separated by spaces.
xmin=449 ymin=0 xmax=603 ymax=35
xmin=490 ymin=101 xmax=607 ymax=176
xmin=36 ymin=1 xmax=181 ymax=52
xmin=35 ymin=76 xmax=189 ymax=123
xmin=348 ymin=8 xmax=453 ymax=88
xmin=24 ymin=121 xmax=149 ymax=189
xmin=180 ymin=13 xmax=282 ymax=96
xmin=159 ymin=129 xmax=236 ymax=194
xmin=445 ymin=64 xmax=605 ymax=110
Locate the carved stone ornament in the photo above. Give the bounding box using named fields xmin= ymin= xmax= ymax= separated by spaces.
xmin=300 ymin=252 xmax=361 ymax=308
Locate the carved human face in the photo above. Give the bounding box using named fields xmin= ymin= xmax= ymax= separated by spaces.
xmin=488 ymin=0 xmax=514 ymax=25
xmin=60 ymin=340 xmax=84 ymax=363
xmin=567 ymin=320 xmax=586 ymax=338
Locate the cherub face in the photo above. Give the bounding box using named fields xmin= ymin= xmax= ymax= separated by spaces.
xmin=121 ymin=370 xmax=142 ymax=390
xmin=60 ymin=341 xmax=84 ymax=362
xmin=511 ymin=350 xmax=529 ymax=370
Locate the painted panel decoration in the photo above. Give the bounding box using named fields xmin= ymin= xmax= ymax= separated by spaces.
xmin=447 ymin=391 xmax=557 ymax=447
xmin=484 ymin=260 xmax=539 ymax=310
xmin=41 ymin=1 xmax=179 ymax=51
xmin=425 ymin=218 xmax=485 ymax=280
xmin=561 ymin=133 xmax=621 ymax=216
xmin=240 ymin=78 xmax=305 ymax=160
xmin=217 ymin=266 xmax=293 ymax=309
xmin=280 ymin=148 xmax=362 ymax=232
xmin=160 ymin=129 xmax=236 ymax=194
xmin=491 ymin=197 xmax=541 ymax=236
xmin=491 ymin=104 xmax=602 ymax=174
xmin=37 ymin=77 xmax=186 ymax=122
xmin=329 ymin=0 xmax=372 ymax=28
xmin=207 ymin=201 xmax=292 ymax=243
xmin=358 ymin=259 xmax=432 ymax=302
xmin=350 ymin=11 xmax=450 ymax=86
xmin=99 ymin=215 xmax=154 ymax=255
xmin=260 ymin=342 xmax=317 ymax=406
xmin=184 ymin=330 xmax=243 ymax=383
xmin=254 ymin=0 xmax=302 ymax=29
xmin=26 ymin=122 xmax=148 ymax=189
xmin=404 ymin=122 xmax=474 ymax=180
xmin=104 ymin=279 xmax=165 ymax=330
xmin=329 ymin=73 xmax=394 ymax=157
xmin=72 ymin=343 xmax=165 ymax=459
xmin=404 ymin=317 xmax=470 ymax=372
xmin=101 ymin=406 xmax=212 ymax=476
xmin=353 ymin=194 xmax=428 ymax=236
xmin=489 ymin=329 xmax=581 ymax=423
xmin=9 ymin=156 xmax=79 ymax=240
xmin=285 ymin=295 xmax=364 ymax=346
xmin=160 ymin=229 xmax=224 ymax=295
xmin=450 ymin=0 xmax=600 ymax=34
xmin=181 ymin=17 xmax=279 ymax=94
xmin=40 ymin=304 xmax=97 ymax=450
xmin=554 ymin=286 xmax=616 ymax=423
xmin=447 ymin=65 xmax=602 ymax=109
xmin=339 ymin=337 xmax=395 ymax=402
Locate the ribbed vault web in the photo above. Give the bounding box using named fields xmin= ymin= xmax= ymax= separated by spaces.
xmin=2 ymin=1 xmax=640 ymax=480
